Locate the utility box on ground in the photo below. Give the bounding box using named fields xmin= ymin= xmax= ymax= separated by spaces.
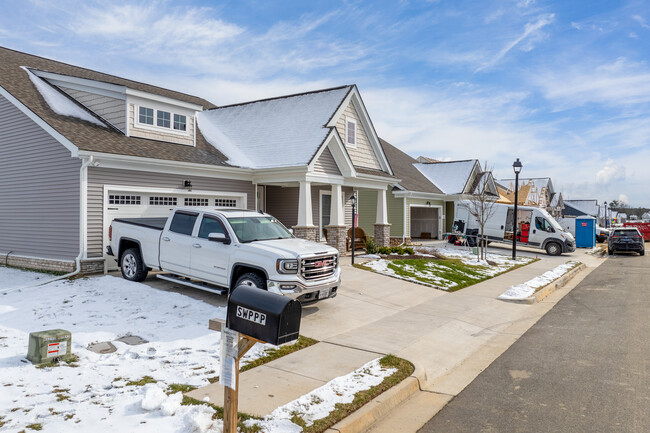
xmin=226 ymin=285 xmax=301 ymax=346
xmin=27 ymin=329 xmax=73 ymax=364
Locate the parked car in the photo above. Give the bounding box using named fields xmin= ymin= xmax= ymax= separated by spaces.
xmin=108 ymin=208 xmax=341 ymax=304
xmin=596 ymin=226 xmax=610 ymax=243
xmin=608 ymin=227 xmax=645 ymax=256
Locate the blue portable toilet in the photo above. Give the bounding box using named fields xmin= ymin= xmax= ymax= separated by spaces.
xmin=575 ymin=216 xmax=596 ymax=248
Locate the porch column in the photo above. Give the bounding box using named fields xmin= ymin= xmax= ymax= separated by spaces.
xmin=374 ymin=188 xmax=391 ymax=247
xmin=325 ymin=184 xmax=346 ymax=253
xmin=293 ymin=181 xmax=318 ymax=242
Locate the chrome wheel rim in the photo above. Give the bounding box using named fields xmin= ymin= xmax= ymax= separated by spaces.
xmin=239 ymin=279 xmax=258 ymax=288
xmin=123 ymin=254 xmax=137 ymax=278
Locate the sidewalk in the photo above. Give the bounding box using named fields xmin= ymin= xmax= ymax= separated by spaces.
xmin=187 ymin=248 xmax=605 ymax=431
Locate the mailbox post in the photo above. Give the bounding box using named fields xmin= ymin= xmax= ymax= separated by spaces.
xmin=216 ymin=285 xmax=302 ymax=433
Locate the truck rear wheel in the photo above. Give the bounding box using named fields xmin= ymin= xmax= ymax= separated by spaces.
xmin=545 ymin=242 xmax=562 ymax=256
xmin=121 ymin=248 xmax=148 ymax=282
xmin=235 ymin=272 xmax=267 ymax=290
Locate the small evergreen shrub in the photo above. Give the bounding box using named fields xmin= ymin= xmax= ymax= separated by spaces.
xmin=365 ymin=237 xmax=378 ymax=254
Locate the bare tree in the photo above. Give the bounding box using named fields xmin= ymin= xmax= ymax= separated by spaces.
xmin=462 ymin=163 xmax=498 ymax=261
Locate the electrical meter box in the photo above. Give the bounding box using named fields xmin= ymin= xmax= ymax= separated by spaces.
xmin=27 ymin=329 xmax=72 ymax=364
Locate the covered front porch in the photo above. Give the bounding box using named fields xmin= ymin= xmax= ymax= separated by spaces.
xmin=257 ymin=177 xmax=393 ymax=253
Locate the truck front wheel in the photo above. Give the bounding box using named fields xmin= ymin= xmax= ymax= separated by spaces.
xmin=235 ymin=272 xmax=267 ymax=290
xmin=545 ymin=242 xmax=562 ymax=256
xmin=121 ymin=248 xmax=148 ymax=282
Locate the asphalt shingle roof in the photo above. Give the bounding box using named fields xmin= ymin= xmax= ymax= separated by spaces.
xmin=379 ymin=139 xmax=442 ymax=193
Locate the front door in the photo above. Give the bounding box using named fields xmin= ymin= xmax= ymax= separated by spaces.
xmin=320 ymin=193 xmax=331 ymax=241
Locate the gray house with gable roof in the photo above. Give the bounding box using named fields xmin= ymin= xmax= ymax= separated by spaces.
xmin=0 ymin=46 xmax=396 ymax=273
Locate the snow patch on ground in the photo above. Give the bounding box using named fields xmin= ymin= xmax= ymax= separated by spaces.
xmin=498 ymin=262 xmax=579 ymax=300
xmin=247 ymin=358 xmax=396 ymax=432
xmin=0 ymin=265 xmax=52 ymax=290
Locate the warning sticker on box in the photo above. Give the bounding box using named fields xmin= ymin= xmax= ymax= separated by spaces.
xmin=47 ymin=341 xmax=67 ymax=358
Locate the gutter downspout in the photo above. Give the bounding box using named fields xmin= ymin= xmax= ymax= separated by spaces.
xmin=1 ymin=157 xmax=95 ymax=294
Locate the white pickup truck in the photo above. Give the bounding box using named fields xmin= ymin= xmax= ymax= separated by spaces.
xmin=107 ymin=208 xmax=341 ymax=303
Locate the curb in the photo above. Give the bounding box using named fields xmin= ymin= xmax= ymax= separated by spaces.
xmin=502 ymin=262 xmax=586 ymax=305
xmin=328 ymin=362 xmax=427 ymax=433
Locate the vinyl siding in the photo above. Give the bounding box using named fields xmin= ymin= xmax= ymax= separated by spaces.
xmin=86 ymin=167 xmax=255 ymax=257
xmin=313 ymin=147 xmax=341 ymax=175
xmin=59 ymin=86 xmax=126 ymax=132
xmin=128 ymin=103 xmax=194 ymax=146
xmin=0 ymin=94 xmax=80 ymax=260
xmin=358 ymin=189 xmax=403 ymax=238
xmin=265 ymin=186 xmax=298 ymax=229
xmin=335 ymin=102 xmax=381 ymax=170
xmin=445 ymin=201 xmax=455 ymax=232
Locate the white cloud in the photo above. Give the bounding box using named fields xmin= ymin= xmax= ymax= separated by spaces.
xmin=475 ymin=13 xmax=554 ymax=72
xmin=618 ymin=194 xmax=630 ymax=204
xmin=596 ymin=159 xmax=626 ymax=185
xmin=633 ymin=14 xmax=650 ymax=30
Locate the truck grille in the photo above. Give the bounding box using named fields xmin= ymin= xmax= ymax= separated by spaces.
xmin=301 ymin=255 xmax=337 ymax=281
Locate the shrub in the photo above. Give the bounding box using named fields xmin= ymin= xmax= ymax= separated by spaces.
xmin=365 ymin=237 xmax=378 ymax=254
xmin=392 ymin=246 xmax=405 ymax=255
xmin=378 ymin=246 xmax=391 ymax=255
xmin=404 ymin=247 xmax=415 ymax=255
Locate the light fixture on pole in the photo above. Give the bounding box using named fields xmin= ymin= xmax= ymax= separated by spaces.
xmin=603 ymin=201 xmax=608 ymax=228
xmin=512 ymin=158 xmax=523 ymax=260
xmin=350 ymin=193 xmax=357 ymax=265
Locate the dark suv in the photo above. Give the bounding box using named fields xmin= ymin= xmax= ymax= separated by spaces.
xmin=608 ymin=228 xmax=645 ymax=256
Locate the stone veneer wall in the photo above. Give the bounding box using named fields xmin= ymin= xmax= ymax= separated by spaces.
xmin=0 ymin=254 xmax=105 ymax=275
xmin=374 ymin=224 xmax=391 ymax=247
xmin=292 ymin=226 xmax=319 ymax=243
xmin=324 ymin=225 xmax=347 ymax=253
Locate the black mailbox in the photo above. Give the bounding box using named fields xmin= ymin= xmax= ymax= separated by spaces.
xmin=226 ymin=285 xmax=302 ymax=345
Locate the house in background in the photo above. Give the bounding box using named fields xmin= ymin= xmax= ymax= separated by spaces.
xmin=497 ymin=177 xmax=556 ymax=212
xmin=563 ymin=199 xmax=600 ymax=219
xmin=0 ymin=46 xmax=395 ymax=273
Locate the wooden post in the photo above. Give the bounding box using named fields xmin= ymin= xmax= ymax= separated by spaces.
xmin=223 ymin=334 xmax=259 ymax=433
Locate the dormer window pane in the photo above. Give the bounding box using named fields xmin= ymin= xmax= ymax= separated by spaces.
xmin=173 ymin=114 xmax=187 ymax=131
xmin=157 ymin=110 xmax=171 ymax=128
xmin=139 ymin=107 xmax=154 ymax=125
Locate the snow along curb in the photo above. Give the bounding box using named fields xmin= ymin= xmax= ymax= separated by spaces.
xmin=326 ymin=361 xmax=426 ymax=433
xmin=500 ymin=263 xmax=586 ymax=305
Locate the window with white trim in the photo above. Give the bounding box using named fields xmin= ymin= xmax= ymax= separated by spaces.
xmin=173 ymin=114 xmax=187 ymax=131
xmin=184 ymin=198 xmax=209 ymax=206
xmin=345 ymin=117 xmax=356 ymax=147
xmin=139 ymin=107 xmax=154 ymax=125
xmin=109 ymin=195 xmax=141 ymax=205
xmin=215 ymin=198 xmax=237 ymax=207
xmin=150 ymin=196 xmax=177 ymax=206
xmin=157 ymin=110 xmax=171 ymax=128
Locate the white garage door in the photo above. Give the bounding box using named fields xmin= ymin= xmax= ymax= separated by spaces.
xmin=104 ymin=190 xmax=244 ymax=269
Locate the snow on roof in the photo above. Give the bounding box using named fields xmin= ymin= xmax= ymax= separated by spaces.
xmin=196 ymin=86 xmax=351 ymax=169
xmin=564 ymin=199 xmax=599 ymax=217
xmin=22 ymin=66 xmax=106 ymax=127
xmin=414 ymin=160 xmax=477 ymax=194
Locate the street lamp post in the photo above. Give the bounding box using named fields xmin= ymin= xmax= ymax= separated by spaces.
xmin=512 ymin=158 xmax=523 ymax=260
xmin=350 ymin=193 xmax=357 ymax=265
xmin=603 ymin=201 xmax=608 ymax=228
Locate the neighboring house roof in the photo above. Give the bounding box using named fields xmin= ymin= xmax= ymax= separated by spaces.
xmin=564 ymin=199 xmax=599 ymax=217
xmin=416 ymin=156 xmax=440 ymax=163
xmin=0 ymin=46 xmax=231 ymax=166
xmin=550 ymin=191 xmax=564 ymax=208
xmin=379 ymin=139 xmax=442 ymax=193
xmin=563 ymin=202 xmax=589 ymax=217
xmin=469 ymin=171 xmax=499 ymax=196
xmin=196 ymin=86 xmax=352 ymax=169
xmin=414 ymin=160 xmax=478 ymax=194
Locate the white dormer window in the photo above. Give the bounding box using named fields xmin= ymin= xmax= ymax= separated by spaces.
xmin=173 ymin=114 xmax=187 ymax=131
xmin=139 ymin=107 xmax=154 ymax=125
xmin=346 ymin=117 xmax=357 ymax=147
xmin=157 ymin=110 xmax=171 ymax=128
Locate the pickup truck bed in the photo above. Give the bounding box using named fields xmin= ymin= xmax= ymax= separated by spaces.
xmin=113 ymin=218 xmax=168 ymax=231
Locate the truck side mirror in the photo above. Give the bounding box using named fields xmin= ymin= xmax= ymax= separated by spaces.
xmin=208 ymin=232 xmax=230 ymax=244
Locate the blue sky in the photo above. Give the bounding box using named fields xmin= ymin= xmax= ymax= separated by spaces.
xmin=2 ymin=0 xmax=650 ymax=205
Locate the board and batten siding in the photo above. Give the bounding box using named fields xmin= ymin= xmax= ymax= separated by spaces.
xmin=59 ymin=86 xmax=126 ymax=132
xmin=86 ymin=167 xmax=255 ymax=257
xmin=335 ymin=102 xmax=381 ymax=170
xmin=127 ymin=104 xmax=195 ymax=146
xmin=312 ymin=147 xmax=341 ymax=175
xmin=0 ymin=94 xmax=81 ymax=260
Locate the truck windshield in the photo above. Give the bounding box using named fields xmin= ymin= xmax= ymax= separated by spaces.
xmin=227 ymin=216 xmax=293 ymax=243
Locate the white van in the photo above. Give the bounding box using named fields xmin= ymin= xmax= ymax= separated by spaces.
xmin=454 ymin=201 xmax=576 ymax=256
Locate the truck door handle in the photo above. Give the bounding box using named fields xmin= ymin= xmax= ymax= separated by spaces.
xmin=532 ymin=229 xmax=536 ymax=234
xmin=501 ymin=225 xmax=504 ymax=229
xmin=162 ymin=237 xmax=170 ymax=242
xmin=192 ymin=244 xmax=202 ymax=248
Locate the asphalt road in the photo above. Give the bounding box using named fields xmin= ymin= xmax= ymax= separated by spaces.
xmin=419 ymin=252 xmax=650 ymax=433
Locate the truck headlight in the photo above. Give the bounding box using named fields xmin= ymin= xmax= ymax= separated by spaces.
xmin=277 ymin=259 xmax=298 ymax=274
